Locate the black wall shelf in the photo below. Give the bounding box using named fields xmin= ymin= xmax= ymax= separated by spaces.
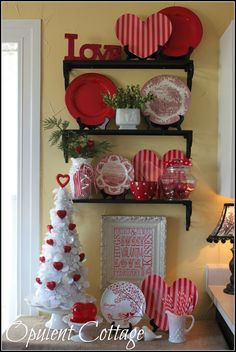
xmin=72 ymin=198 xmax=192 ymax=231
xmin=63 ymin=59 xmax=194 ymax=90
xmin=62 ymin=129 xmax=193 ymax=163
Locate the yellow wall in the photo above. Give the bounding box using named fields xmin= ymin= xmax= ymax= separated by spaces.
xmin=3 ymin=1 xmax=234 ymax=319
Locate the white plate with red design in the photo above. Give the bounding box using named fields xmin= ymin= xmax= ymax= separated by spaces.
xmin=95 ymin=155 xmax=134 ymax=195
xmin=100 ymin=281 xmax=146 ymax=328
xmin=141 ymin=75 xmax=191 ymax=125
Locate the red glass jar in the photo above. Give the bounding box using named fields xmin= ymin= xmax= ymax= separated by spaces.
xmin=160 ymin=160 xmax=196 ymax=200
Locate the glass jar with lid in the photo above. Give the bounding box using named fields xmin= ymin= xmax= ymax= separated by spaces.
xmin=160 ymin=158 xmax=196 ymax=200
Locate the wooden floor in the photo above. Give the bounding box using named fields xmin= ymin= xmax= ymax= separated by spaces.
xmin=2 ymin=316 xmax=230 ymax=350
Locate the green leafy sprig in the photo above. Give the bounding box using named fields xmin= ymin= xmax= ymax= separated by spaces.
xmin=102 ymin=84 xmax=154 ymax=110
xmin=43 ymin=117 xmax=112 ymax=159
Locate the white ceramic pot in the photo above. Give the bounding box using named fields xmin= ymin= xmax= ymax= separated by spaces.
xmin=116 ymin=108 xmax=141 ymax=129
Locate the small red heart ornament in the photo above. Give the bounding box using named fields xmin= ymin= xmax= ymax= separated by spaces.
xmin=39 ymin=256 xmax=45 ymax=263
xmin=140 ymin=275 xmax=198 ymax=331
xmin=56 ymin=174 xmax=70 ymax=188
xmin=53 ymin=262 xmax=63 ymax=271
xmin=73 ymin=274 xmax=81 ymax=282
xmin=36 ymin=277 xmax=42 ymax=284
xmin=68 ymin=223 xmax=76 ymax=231
xmin=79 ymin=253 xmax=85 ymax=262
xmin=71 ymin=302 xmax=97 ymax=323
xmin=46 ymin=239 xmax=54 ymax=246
xmin=116 ymin=13 xmax=172 ymax=58
xmin=46 ymin=281 xmax=56 ymax=290
xmin=47 ymin=225 xmax=53 ymax=232
xmin=57 ymin=210 xmax=67 ymax=219
xmin=64 ymin=245 xmax=72 ymax=253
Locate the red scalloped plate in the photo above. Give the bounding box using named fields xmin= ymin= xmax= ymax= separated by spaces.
xmin=65 ymin=73 xmax=117 ymax=126
xmin=159 ymin=6 xmax=203 ymax=57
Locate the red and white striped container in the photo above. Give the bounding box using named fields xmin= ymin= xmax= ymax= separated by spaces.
xmin=140 ymin=275 xmax=198 ymax=331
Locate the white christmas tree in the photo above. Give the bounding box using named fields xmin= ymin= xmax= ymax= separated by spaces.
xmin=31 ymin=174 xmax=94 ymax=310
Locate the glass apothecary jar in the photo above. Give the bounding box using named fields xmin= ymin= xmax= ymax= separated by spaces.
xmin=160 ymin=159 xmax=196 ymax=200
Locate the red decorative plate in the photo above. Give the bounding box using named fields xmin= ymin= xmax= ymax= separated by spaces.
xmin=133 ymin=150 xmax=163 ymax=182
xmin=159 ymin=6 xmax=203 ymax=57
xmin=140 ymin=275 xmax=198 ymax=331
xmin=116 ymin=13 xmax=172 ymax=58
xmin=141 ymin=75 xmax=191 ymax=125
xmin=95 ymin=155 xmax=134 ymax=195
xmin=65 ymin=73 xmax=117 ymax=126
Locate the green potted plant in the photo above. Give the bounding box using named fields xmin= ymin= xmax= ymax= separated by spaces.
xmin=102 ymin=84 xmax=153 ymax=129
xmin=43 ymin=117 xmax=112 ymax=199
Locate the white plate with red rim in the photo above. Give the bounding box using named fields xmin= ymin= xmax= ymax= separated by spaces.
xmin=95 ymin=154 xmax=134 ymax=195
xmin=100 ymin=281 xmax=146 ymax=328
xmin=141 ymin=75 xmax=191 ymax=125
xmin=133 ymin=149 xmax=164 ymax=182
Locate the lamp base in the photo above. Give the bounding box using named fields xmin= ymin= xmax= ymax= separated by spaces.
xmin=223 ymin=284 xmax=234 ymax=295
xmin=223 ymin=246 xmax=234 ymax=295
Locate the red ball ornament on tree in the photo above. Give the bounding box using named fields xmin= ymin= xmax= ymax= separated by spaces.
xmin=68 ymin=223 xmax=76 ymax=231
xmin=73 ymin=274 xmax=81 ymax=282
xmin=79 ymin=253 xmax=85 ymax=262
xmin=39 ymin=256 xmax=45 ymax=263
xmin=75 ymin=145 xmax=82 ymax=154
xmin=53 ymin=262 xmax=63 ymax=271
xmin=36 ymin=277 xmax=42 ymax=284
xmin=57 ymin=210 xmax=67 ymax=219
xmin=46 ymin=239 xmax=54 ymax=246
xmin=47 ymin=225 xmax=53 ymax=232
xmin=64 ymin=245 xmax=72 ymax=253
xmin=70 ymin=302 xmax=97 ymax=323
xmin=87 ymin=139 xmax=94 ymax=148
xmin=46 ymin=281 xmax=56 ymax=290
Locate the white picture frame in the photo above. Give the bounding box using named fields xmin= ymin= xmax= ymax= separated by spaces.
xmin=101 ymin=216 xmax=167 ymax=290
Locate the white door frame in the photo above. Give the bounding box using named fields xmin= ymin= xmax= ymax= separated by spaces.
xmin=2 ymin=20 xmax=41 ymax=315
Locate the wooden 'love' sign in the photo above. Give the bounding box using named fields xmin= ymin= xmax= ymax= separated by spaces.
xmin=64 ymin=33 xmax=122 ymax=60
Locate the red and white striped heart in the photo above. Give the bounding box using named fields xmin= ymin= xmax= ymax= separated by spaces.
xmin=140 ymin=275 xmax=198 ymax=331
xmin=115 ymin=13 xmax=172 ymax=58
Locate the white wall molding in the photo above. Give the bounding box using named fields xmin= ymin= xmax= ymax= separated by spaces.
xmin=2 ymin=20 xmax=41 ymax=316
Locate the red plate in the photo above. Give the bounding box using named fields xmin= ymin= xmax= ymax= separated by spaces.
xmin=159 ymin=6 xmax=203 ymax=57
xmin=65 ymin=73 xmax=117 ymax=126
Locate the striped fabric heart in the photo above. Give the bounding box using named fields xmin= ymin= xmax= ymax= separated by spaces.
xmin=115 ymin=13 xmax=172 ymax=58
xmin=162 ymin=149 xmax=186 ymax=163
xmin=133 ymin=149 xmax=164 ymax=182
xmin=140 ymin=275 xmax=198 ymax=331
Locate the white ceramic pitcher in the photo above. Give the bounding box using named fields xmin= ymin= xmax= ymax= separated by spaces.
xmin=166 ymin=311 xmax=195 ymax=343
